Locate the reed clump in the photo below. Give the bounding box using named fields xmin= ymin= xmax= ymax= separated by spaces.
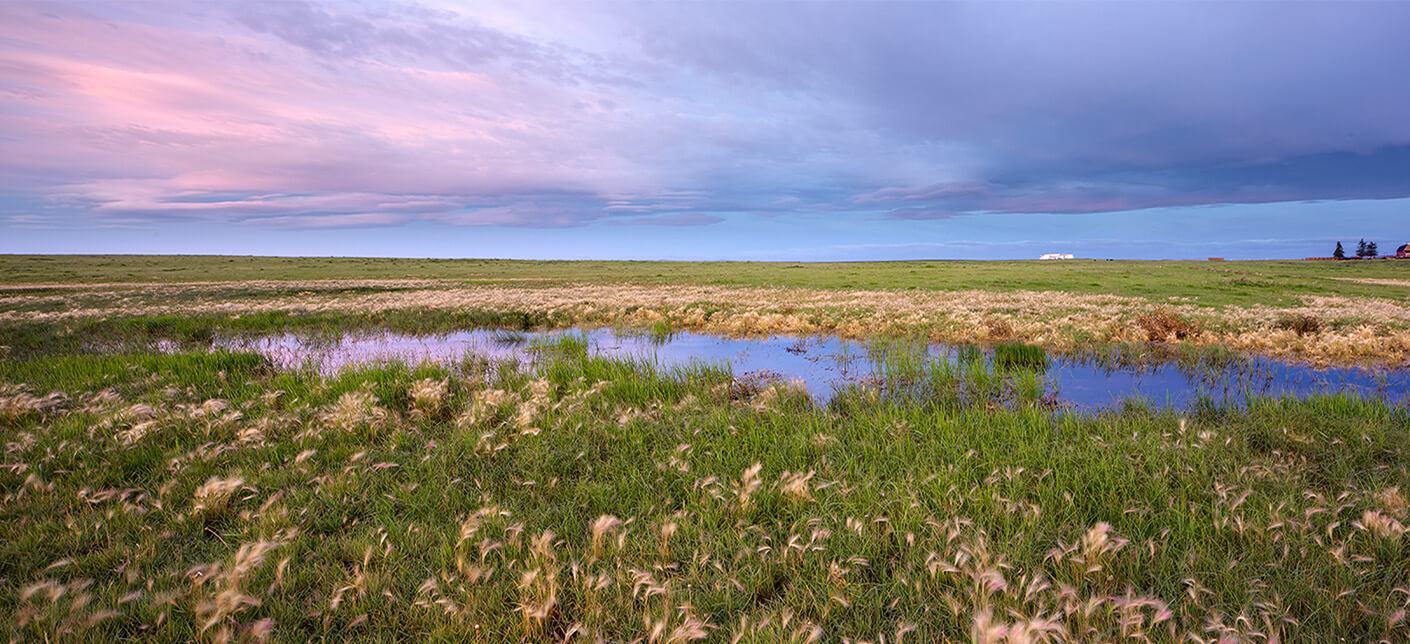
xmin=1274 ymin=313 xmax=1322 ymax=336
xmin=993 ymin=342 xmax=1048 ymax=370
xmin=984 ymin=317 xmax=1014 ymax=340
xmin=1135 ymin=309 xmax=1201 ymax=342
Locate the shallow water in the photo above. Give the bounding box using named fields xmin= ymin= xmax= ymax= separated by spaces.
xmin=231 ymin=328 xmax=1410 ymax=411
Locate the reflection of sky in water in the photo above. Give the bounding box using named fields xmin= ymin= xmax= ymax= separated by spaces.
xmin=230 ymin=329 xmax=1410 ymax=412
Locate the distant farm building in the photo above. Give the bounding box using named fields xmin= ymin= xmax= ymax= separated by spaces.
xmin=1398 ymin=243 xmax=1409 ymax=259
xmin=1038 ymin=253 xmax=1075 ymax=260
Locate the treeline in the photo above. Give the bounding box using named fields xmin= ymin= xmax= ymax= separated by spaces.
xmin=1332 ymin=239 xmax=1388 ymax=259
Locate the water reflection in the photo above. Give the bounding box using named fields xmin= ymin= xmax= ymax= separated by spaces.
xmin=227 ymin=328 xmax=1410 ymax=412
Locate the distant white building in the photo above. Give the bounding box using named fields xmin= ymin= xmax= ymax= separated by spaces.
xmin=1038 ymin=253 xmax=1075 ymax=260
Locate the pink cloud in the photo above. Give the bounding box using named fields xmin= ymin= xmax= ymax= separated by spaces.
xmin=254 ymin=212 xmax=416 ymax=229
xmin=0 ymin=1 xmax=697 ymax=227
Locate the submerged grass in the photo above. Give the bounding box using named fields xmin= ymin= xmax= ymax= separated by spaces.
xmin=0 ymin=308 xmax=573 ymax=361
xmin=865 ymin=339 xmax=1057 ymax=409
xmin=994 ymin=342 xmax=1049 ymax=371
xmin=6 ymin=347 xmax=1405 ymax=641
xmin=529 ymin=332 xmax=591 ymax=360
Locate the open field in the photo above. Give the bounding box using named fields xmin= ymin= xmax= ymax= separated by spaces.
xmin=3 ymin=254 xmax=1410 ymax=307
xmin=2 ymin=256 xmax=1409 ymax=641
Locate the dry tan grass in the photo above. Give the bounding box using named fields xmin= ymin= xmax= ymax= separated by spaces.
xmin=1134 ymin=309 xmax=1201 ymax=342
xmin=3 ymin=281 xmax=1410 ymax=366
xmin=0 ymin=279 xmax=458 ymax=292
xmin=1327 ymin=277 xmax=1410 ymax=288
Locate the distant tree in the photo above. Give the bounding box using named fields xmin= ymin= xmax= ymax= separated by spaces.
xmin=1333 ymin=241 xmax=1345 ymax=260
xmin=1367 ymin=241 xmax=1378 ymax=258
xmin=1357 ymin=239 xmax=1369 ymax=258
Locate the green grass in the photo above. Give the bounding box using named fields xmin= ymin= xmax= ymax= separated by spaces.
xmin=993 ymin=342 xmax=1049 ymax=371
xmin=0 ymin=308 xmax=574 ymax=360
xmin=2 ymin=255 xmax=1409 ymax=638
xmin=3 ymin=348 xmax=1407 ymax=641
xmin=4 ymin=254 xmax=1409 ymax=307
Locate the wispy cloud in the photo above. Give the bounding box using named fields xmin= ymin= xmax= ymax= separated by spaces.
xmin=606 ymin=213 xmax=724 ymax=227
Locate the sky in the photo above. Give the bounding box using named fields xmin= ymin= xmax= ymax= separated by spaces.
xmin=1 ymin=1 xmax=1408 ymax=260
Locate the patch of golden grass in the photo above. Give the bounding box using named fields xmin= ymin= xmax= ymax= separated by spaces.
xmin=4 ymin=281 xmax=1410 ymax=366
xmin=1327 ymin=277 xmax=1410 ymax=288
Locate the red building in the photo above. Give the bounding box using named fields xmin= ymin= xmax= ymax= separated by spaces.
xmin=1398 ymin=243 xmax=1410 ymax=259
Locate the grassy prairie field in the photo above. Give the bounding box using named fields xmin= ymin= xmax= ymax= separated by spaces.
xmin=3 ymin=254 xmax=1410 ymax=307
xmin=1 ymin=255 xmax=1409 ymax=641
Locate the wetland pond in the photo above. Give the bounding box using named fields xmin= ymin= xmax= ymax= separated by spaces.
xmin=230 ymin=328 xmax=1410 ymax=412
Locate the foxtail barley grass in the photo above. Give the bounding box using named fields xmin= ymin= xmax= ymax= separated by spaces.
xmin=2 ymin=344 xmax=1407 ymax=640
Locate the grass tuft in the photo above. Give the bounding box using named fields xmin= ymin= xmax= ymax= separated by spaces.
xmin=993 ymin=342 xmax=1048 ymax=371
xmin=1135 ymin=308 xmax=1202 ymax=342
xmin=1275 ymin=313 xmax=1323 ymax=336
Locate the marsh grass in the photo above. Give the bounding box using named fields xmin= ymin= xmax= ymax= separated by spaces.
xmin=650 ymin=319 xmax=675 ymax=344
xmin=4 ymin=271 xmax=1408 ymax=367
xmin=491 ymin=329 xmax=529 ymax=346
xmin=993 ymin=342 xmax=1048 ymax=371
xmin=529 ymin=332 xmax=591 ymax=361
xmin=0 ymin=308 xmax=574 ymax=361
xmin=1075 ymin=342 xmax=1246 ymax=376
xmin=2 ymin=345 xmax=1409 ymax=641
xmin=861 ymin=339 xmax=1064 ymax=411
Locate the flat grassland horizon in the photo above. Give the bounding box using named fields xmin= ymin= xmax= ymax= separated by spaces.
xmin=2 ymin=254 xmax=1407 ymax=305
